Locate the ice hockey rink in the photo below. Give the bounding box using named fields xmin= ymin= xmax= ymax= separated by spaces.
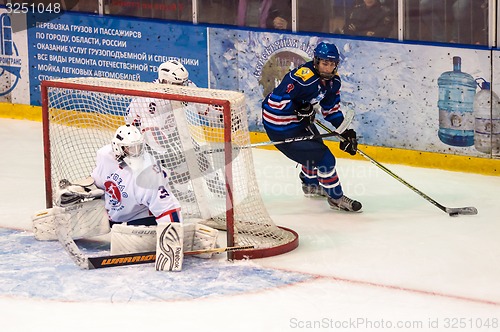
xmin=1 ymin=118 xmax=499 ymax=332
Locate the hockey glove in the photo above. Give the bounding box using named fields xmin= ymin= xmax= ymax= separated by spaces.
xmin=294 ymin=103 xmax=316 ymax=124
xmin=339 ymin=129 xmax=358 ymax=155
xmin=56 ymin=178 xmax=104 ymax=207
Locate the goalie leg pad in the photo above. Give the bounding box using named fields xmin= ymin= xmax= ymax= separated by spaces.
xmin=32 ymin=206 xmax=66 ymax=241
xmin=182 ymin=220 xmax=219 ymax=259
xmin=192 ymin=223 xmax=219 ymax=259
xmin=110 ymin=223 xmax=157 ymax=255
xmin=182 ymin=222 xmax=196 ymax=251
xmin=156 ymin=222 xmax=183 ymax=272
xmin=32 ymin=199 xmax=110 ymax=241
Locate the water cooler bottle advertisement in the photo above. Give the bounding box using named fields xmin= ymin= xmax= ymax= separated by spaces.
xmin=473 ymin=79 xmax=500 ymax=155
xmin=437 ymin=56 xmax=476 ymax=147
xmin=437 ymin=56 xmax=500 ymax=154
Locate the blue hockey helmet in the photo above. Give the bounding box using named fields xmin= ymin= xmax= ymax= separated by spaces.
xmin=314 ymin=42 xmax=340 ymax=62
xmin=313 ymin=42 xmax=340 ymax=79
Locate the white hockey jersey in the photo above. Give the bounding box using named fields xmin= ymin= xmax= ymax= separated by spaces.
xmin=124 ymin=81 xmax=225 ymax=205
xmin=125 ymin=97 xmax=178 ymax=153
xmin=125 ymin=81 xmax=200 ymax=144
xmin=91 ymin=145 xmax=182 ymax=224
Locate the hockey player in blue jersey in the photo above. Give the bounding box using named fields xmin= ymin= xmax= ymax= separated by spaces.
xmin=262 ymin=42 xmax=362 ymax=212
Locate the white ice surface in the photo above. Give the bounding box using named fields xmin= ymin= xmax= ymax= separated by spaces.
xmin=1 ymin=118 xmax=499 ymax=332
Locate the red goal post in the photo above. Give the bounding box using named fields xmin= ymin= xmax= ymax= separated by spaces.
xmin=40 ymin=77 xmax=298 ymax=259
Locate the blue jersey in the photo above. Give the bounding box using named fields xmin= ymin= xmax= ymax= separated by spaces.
xmin=262 ymin=61 xmax=344 ymax=135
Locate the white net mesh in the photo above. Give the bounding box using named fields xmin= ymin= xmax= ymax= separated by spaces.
xmin=42 ymin=77 xmax=297 ymax=258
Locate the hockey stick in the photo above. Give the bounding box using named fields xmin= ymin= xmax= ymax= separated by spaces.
xmin=87 ymin=245 xmax=255 ymax=269
xmin=201 ymin=130 xmax=342 ymax=154
xmin=204 ymin=108 xmax=355 ymax=153
xmin=250 ymin=108 xmax=355 ymax=148
xmin=315 ymin=120 xmax=478 ymax=217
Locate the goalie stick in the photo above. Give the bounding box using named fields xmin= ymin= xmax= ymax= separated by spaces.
xmin=315 ymin=120 xmax=478 ymax=217
xmin=54 ymin=210 xmax=255 ymax=269
xmin=87 ymin=245 xmax=255 ymax=269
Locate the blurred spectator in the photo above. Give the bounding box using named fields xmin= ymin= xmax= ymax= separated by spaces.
xmin=418 ymin=0 xmax=445 ymax=42
xmin=477 ymin=0 xmax=489 ymax=44
xmin=198 ymin=0 xmax=237 ymax=25
xmin=265 ymin=0 xmax=290 ymax=30
xmin=296 ymin=0 xmax=330 ymax=33
xmin=237 ymin=0 xmax=290 ymax=30
xmin=329 ymin=0 xmax=356 ymax=34
xmin=343 ymin=0 xmax=394 ymax=38
xmin=449 ymin=0 xmax=487 ymax=45
xmin=105 ymin=0 xmax=192 ymax=21
xmin=379 ymin=0 xmax=398 ymax=38
xmin=412 ymin=0 xmax=486 ymax=45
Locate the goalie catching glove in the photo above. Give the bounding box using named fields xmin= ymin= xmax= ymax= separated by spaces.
xmin=339 ymin=129 xmax=358 ymax=156
xmin=56 ymin=178 xmax=104 ymax=207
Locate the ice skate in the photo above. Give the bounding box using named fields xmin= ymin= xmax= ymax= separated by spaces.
xmin=327 ymin=195 xmax=362 ymax=212
xmin=299 ymin=171 xmax=327 ymax=198
xmin=301 ymin=183 xmax=327 ymax=198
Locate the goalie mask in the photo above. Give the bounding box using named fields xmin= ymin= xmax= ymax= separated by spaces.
xmin=158 ymin=60 xmax=189 ymax=86
xmin=112 ymin=124 xmax=144 ymax=159
xmin=313 ymin=42 xmax=340 ymax=80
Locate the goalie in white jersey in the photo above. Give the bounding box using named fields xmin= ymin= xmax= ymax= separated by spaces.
xmin=32 ymin=124 xmax=219 ymax=271
xmin=92 ymin=124 xmax=187 ymax=271
xmin=92 ymin=124 xmax=182 ymax=225
xmin=125 ymin=60 xmax=225 ymax=204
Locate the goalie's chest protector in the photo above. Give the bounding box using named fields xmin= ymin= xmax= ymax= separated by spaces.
xmin=92 ymin=145 xmax=150 ymax=222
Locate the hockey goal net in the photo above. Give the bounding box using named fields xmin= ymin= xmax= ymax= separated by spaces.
xmin=41 ymin=77 xmax=298 ymax=259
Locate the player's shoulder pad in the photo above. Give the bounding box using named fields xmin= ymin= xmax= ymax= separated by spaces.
xmin=290 ymin=63 xmax=318 ymax=85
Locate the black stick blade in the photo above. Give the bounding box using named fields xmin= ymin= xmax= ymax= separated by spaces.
xmin=446 ymin=207 xmax=478 ymax=216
